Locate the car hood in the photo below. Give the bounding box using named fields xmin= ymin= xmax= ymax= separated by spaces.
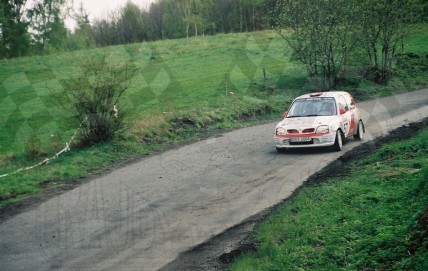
xmin=276 ymin=116 xmax=338 ymax=129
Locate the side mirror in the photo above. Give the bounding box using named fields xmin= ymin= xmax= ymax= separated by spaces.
xmin=283 ymin=111 xmax=288 ymax=118
xmin=339 ymin=108 xmax=346 ymax=115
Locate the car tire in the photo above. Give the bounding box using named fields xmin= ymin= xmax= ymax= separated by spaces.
xmin=276 ymin=147 xmax=287 ymax=153
xmin=332 ymin=129 xmax=343 ymax=151
xmin=354 ymin=120 xmax=364 ymax=140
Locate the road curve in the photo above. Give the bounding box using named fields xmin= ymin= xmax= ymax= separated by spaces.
xmin=0 ymin=89 xmax=427 ymax=271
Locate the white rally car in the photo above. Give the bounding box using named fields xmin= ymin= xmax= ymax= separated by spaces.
xmin=274 ymin=91 xmax=365 ymax=152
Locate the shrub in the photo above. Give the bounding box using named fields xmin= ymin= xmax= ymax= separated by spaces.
xmin=62 ymin=55 xmax=136 ymax=147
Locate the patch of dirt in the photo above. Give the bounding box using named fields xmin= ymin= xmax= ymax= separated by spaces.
xmin=160 ymin=117 xmax=428 ymax=271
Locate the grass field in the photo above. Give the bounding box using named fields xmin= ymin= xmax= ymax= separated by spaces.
xmin=0 ymin=30 xmax=300 ymax=203
xmin=0 ymin=31 xmax=292 ymax=155
xmin=0 ymin=25 xmax=427 ymax=205
xmin=231 ymin=128 xmax=428 ymax=270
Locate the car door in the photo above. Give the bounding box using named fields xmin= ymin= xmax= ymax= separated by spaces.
xmin=337 ymin=94 xmax=353 ymax=137
xmin=343 ymin=93 xmax=361 ymax=136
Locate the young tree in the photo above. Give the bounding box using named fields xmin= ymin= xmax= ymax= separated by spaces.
xmin=358 ymin=0 xmax=423 ymax=84
xmin=272 ymin=0 xmax=359 ymax=91
xmin=67 ymin=2 xmax=95 ymax=50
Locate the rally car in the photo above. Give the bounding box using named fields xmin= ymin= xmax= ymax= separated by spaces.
xmin=274 ymin=91 xmax=365 ymax=152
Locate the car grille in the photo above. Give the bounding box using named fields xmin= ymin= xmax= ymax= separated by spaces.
xmin=302 ymin=128 xmax=315 ymax=133
xmin=287 ymin=128 xmax=315 ymax=134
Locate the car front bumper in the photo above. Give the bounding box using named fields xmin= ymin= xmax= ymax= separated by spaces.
xmin=274 ymin=132 xmax=336 ymax=149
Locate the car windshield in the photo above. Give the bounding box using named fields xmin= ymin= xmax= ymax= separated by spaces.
xmin=287 ymin=97 xmax=337 ymax=117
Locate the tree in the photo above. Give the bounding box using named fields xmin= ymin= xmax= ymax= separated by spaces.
xmin=161 ymin=0 xmax=185 ymax=39
xmin=272 ymin=0 xmax=359 ymax=91
xmin=121 ymin=1 xmax=143 ymax=43
xmin=92 ymin=18 xmax=112 ymax=47
xmin=358 ymin=0 xmax=423 ymax=84
xmin=211 ymin=0 xmax=232 ymax=33
xmin=27 ymin=0 xmax=68 ymax=53
xmin=148 ymin=0 xmax=165 ymax=40
xmin=187 ymin=0 xmax=204 ymax=37
xmin=247 ymin=0 xmax=266 ymax=31
xmin=0 ymin=0 xmax=30 ymax=58
xmin=66 ymin=2 xmax=94 ymax=50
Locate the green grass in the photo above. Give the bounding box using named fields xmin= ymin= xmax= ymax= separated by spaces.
xmin=231 ymin=129 xmax=428 ymax=271
xmin=0 ymin=31 xmax=299 ymax=204
xmin=0 ymin=31 xmax=294 ymax=154
xmin=0 ymin=25 xmax=427 ymax=205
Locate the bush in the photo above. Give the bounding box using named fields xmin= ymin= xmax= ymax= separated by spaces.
xmin=62 ymin=55 xmax=136 ymax=147
xmin=396 ymin=53 xmax=428 ymax=75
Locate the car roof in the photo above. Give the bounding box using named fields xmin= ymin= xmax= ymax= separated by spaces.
xmin=295 ymin=91 xmax=350 ymax=100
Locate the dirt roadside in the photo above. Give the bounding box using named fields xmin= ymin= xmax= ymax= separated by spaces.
xmin=160 ymin=117 xmax=428 ymax=271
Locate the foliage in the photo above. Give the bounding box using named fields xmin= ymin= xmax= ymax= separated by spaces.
xmin=231 ymin=129 xmax=428 ymax=271
xmin=26 ymin=0 xmax=68 ymax=53
xmin=2 ymin=0 xmax=428 ymax=59
xmin=0 ymin=0 xmax=30 ymax=58
xmin=358 ymin=0 xmax=424 ymax=85
xmin=65 ymin=2 xmax=95 ymax=51
xmin=61 ymin=55 xmax=136 ymax=146
xmin=271 ymin=0 xmax=426 ymax=88
xmin=272 ymin=0 xmax=359 ymax=91
xmin=91 ymin=0 xmax=269 ymax=46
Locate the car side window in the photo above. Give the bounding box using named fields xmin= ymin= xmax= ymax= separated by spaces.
xmin=343 ymin=94 xmax=355 ymax=110
xmin=338 ymin=95 xmax=348 ymax=111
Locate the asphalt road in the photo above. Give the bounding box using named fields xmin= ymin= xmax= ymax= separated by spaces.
xmin=0 ymin=89 xmax=427 ymax=271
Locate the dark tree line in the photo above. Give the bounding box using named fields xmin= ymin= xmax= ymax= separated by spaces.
xmin=1 ymin=0 xmax=427 ymax=63
xmin=0 ymin=0 xmax=272 ymax=57
xmin=91 ymin=0 xmax=271 ymax=47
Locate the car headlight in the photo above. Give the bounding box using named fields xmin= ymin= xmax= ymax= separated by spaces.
xmin=276 ymin=127 xmax=287 ymax=135
xmin=316 ymin=125 xmax=330 ymax=134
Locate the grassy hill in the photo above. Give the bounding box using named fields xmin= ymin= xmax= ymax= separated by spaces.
xmin=0 ymin=25 xmax=427 ymax=205
xmin=0 ymin=31 xmax=290 ymax=155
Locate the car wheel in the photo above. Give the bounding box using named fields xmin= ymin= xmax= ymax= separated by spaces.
xmin=332 ymin=129 xmax=343 ymax=151
xmin=354 ymin=120 xmax=364 ymax=140
xmin=276 ymin=147 xmax=287 ymax=153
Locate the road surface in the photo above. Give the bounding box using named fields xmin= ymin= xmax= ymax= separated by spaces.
xmin=0 ymin=89 xmax=427 ymax=271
